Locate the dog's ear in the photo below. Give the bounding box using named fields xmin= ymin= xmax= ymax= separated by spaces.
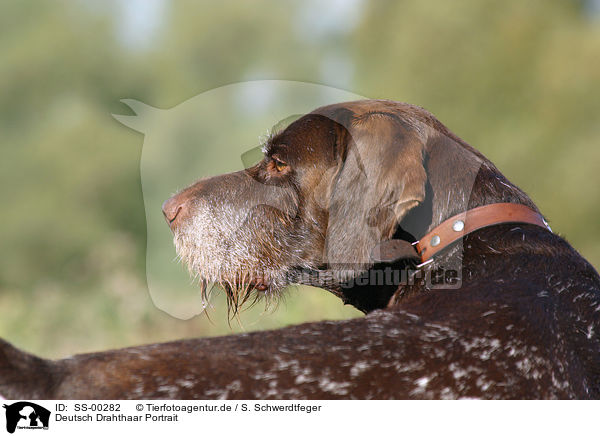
xmin=324 ymin=113 xmax=427 ymax=280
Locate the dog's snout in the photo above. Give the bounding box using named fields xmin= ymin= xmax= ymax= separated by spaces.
xmin=162 ymin=195 xmax=187 ymax=228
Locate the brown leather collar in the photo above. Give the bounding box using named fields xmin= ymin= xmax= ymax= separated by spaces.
xmin=415 ymin=203 xmax=551 ymax=264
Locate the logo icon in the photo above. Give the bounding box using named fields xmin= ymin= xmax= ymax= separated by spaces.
xmin=2 ymin=402 xmax=50 ymax=434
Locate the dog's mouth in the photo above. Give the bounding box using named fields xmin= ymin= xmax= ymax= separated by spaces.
xmin=207 ymin=275 xmax=280 ymax=316
xmin=248 ymin=277 xmax=270 ymax=292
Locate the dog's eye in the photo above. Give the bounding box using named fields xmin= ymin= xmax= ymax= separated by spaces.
xmin=273 ymin=158 xmax=288 ymax=172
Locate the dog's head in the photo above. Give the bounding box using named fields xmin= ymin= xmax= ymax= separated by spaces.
xmin=163 ymin=99 xmax=533 ymax=312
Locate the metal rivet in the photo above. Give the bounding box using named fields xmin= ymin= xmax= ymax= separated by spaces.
xmin=452 ymin=220 xmax=465 ymax=232
xmin=431 ymin=235 xmax=441 ymax=247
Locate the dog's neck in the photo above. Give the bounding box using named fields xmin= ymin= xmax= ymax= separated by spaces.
xmin=330 ymin=138 xmax=543 ymax=313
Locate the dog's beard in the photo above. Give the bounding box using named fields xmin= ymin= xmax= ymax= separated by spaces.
xmin=172 ymin=202 xmax=318 ymax=316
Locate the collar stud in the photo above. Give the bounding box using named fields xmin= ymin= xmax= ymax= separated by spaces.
xmin=452 ymin=220 xmax=465 ymax=232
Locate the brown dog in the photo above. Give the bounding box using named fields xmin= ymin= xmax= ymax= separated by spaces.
xmin=1 ymin=100 xmax=599 ymax=399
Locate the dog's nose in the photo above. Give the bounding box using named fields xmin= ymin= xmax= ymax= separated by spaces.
xmin=162 ymin=196 xmax=187 ymax=228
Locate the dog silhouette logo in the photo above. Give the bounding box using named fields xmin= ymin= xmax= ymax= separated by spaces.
xmin=112 ymin=80 xmax=365 ymax=319
xmin=2 ymin=402 xmax=50 ymax=433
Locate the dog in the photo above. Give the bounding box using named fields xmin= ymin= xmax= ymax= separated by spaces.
xmin=1 ymin=99 xmax=598 ymax=399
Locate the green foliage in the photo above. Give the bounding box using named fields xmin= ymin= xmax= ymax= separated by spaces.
xmin=0 ymin=0 xmax=598 ymax=357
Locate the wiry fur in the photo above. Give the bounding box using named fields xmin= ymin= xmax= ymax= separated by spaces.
xmin=171 ymin=170 xmax=323 ymax=315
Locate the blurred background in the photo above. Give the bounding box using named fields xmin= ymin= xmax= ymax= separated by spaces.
xmin=1 ymin=0 xmax=599 ymax=358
